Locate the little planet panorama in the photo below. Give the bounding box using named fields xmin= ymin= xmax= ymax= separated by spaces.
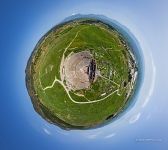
xmin=25 ymin=15 xmax=138 ymax=130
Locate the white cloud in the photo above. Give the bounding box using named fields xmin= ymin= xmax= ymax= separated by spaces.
xmin=129 ymin=113 xmax=141 ymax=124
xmin=104 ymin=133 xmax=116 ymax=139
xmin=43 ymin=128 xmax=51 ymax=135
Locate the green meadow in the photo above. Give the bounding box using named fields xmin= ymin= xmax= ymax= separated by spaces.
xmin=26 ymin=19 xmax=137 ymax=129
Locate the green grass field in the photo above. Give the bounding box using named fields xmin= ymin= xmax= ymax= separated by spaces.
xmin=26 ymin=19 xmax=137 ymax=129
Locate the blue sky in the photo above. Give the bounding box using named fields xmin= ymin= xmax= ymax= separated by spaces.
xmin=0 ymin=0 xmax=168 ymax=150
